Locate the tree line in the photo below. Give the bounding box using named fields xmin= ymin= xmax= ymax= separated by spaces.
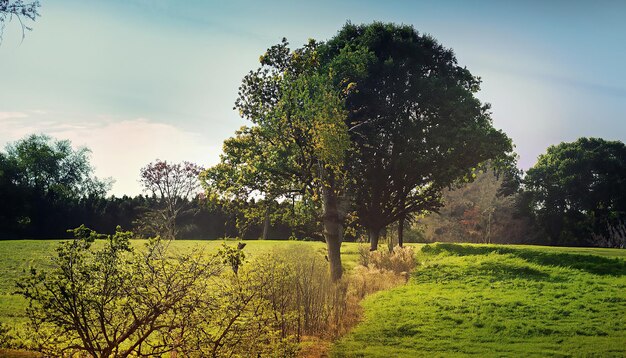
xmin=1 ymin=22 xmax=624 ymax=280
xmin=0 ymin=135 xmax=320 ymax=240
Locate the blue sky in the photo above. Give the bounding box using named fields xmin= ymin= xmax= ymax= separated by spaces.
xmin=1 ymin=0 xmax=625 ymax=196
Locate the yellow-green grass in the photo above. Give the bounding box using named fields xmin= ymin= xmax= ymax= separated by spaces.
xmin=0 ymin=239 xmax=370 ymax=325
xmin=332 ymin=243 xmax=626 ymax=357
xmin=2 ymin=240 xmax=625 ymax=357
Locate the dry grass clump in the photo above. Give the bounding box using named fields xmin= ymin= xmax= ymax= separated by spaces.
xmin=358 ymin=244 xmax=417 ymax=276
xmin=348 ymin=265 xmax=407 ymax=300
xmin=258 ymin=244 xmax=417 ymax=357
xmin=287 ymin=246 xmax=416 ymax=357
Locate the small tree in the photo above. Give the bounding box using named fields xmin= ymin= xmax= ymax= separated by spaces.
xmin=139 ymin=160 xmax=203 ymax=239
xmin=16 ymin=225 xmax=219 ymax=357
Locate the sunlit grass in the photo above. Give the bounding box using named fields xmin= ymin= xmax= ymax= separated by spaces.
xmin=3 ymin=240 xmax=625 ymax=357
xmin=0 ymin=239 xmax=369 ymax=325
xmin=332 ymin=243 xmax=626 ymax=357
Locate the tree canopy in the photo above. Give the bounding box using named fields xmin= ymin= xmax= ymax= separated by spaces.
xmin=204 ymin=22 xmax=516 ymax=278
xmin=0 ymin=134 xmax=110 ymax=238
xmin=322 ymin=22 xmax=514 ymax=249
xmin=524 ymin=137 xmax=626 ymax=246
xmin=202 ymin=38 xmax=355 ymax=280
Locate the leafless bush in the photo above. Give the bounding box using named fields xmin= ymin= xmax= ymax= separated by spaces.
xmin=16 ymin=227 xmax=220 ymax=357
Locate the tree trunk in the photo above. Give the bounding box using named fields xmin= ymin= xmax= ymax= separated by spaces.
xmin=369 ymin=228 xmax=380 ymax=251
xmin=321 ymin=172 xmax=344 ymax=282
xmin=324 ymin=223 xmax=343 ymax=281
xmin=262 ymin=206 xmax=270 ymax=240
xmin=398 ymin=217 xmax=405 ymax=248
xmin=486 ymin=210 xmax=492 ymax=244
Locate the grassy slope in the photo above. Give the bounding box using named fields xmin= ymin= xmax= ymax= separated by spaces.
xmin=332 ymin=243 xmax=626 ymax=357
xmin=0 ymin=239 xmax=364 ymax=325
xmin=2 ymin=240 xmax=625 ymax=357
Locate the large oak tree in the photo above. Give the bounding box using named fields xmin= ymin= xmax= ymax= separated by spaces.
xmin=205 ymin=22 xmax=514 ymax=278
xmin=322 ymin=22 xmax=514 ymax=249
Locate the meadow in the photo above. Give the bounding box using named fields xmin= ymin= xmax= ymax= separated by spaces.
xmin=333 ymin=243 xmax=626 ymax=357
xmin=0 ymin=239 xmax=365 ymax=327
xmin=0 ymin=240 xmax=625 ymax=357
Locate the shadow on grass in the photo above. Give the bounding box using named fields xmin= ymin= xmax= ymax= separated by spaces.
xmin=422 ymin=243 xmax=626 ymax=276
xmin=471 ymin=260 xmax=553 ymax=281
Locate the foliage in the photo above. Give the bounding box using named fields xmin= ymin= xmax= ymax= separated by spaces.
xmin=15 ymin=226 xmax=220 ymax=357
xmin=0 ymin=0 xmax=40 ymax=40
xmin=0 ymin=134 xmax=111 ymax=239
xmin=4 ymin=134 xmax=109 ymax=198
xmin=4 ymin=238 xmax=411 ymax=356
xmin=139 ymin=160 xmax=204 ymax=239
xmin=203 ymin=37 xmax=356 ymax=280
xmin=417 ymin=168 xmax=535 ymax=244
xmin=0 ymin=322 xmax=15 ymax=348
xmin=524 ymin=137 xmax=626 ymax=246
xmin=204 ymin=38 xmax=350 ymax=203
xmin=216 ymin=242 xmax=246 ymax=274
xmin=333 ymin=243 xmax=626 ymax=357
xmin=321 ymin=22 xmax=514 ymax=249
xmin=0 ymin=240 xmax=363 ymax=331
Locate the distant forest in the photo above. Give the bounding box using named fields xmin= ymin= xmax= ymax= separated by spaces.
xmin=1 ymin=134 xmax=625 ymax=249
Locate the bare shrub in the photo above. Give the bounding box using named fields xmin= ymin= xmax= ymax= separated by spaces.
xmin=178 ymin=259 xmax=300 ymax=357
xmin=16 ymin=226 xmax=220 ymax=357
xmin=357 ymin=244 xmax=371 ymax=267
xmin=176 ymin=246 xmax=334 ymax=357
xmin=256 ymin=247 xmax=345 ymax=339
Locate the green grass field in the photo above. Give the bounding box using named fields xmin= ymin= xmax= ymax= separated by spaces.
xmin=1 ymin=240 xmax=625 ymax=357
xmin=332 ymin=243 xmax=626 ymax=357
xmin=0 ymin=239 xmax=365 ymax=326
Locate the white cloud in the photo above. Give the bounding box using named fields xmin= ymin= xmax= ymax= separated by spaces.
xmin=53 ymin=118 xmax=221 ymax=197
xmin=0 ymin=111 xmax=28 ymax=120
xmin=0 ymin=115 xmax=221 ymax=197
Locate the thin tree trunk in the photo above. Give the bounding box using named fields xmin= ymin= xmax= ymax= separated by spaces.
xmin=398 ymin=217 xmax=405 ymax=248
xmin=262 ymin=206 xmax=270 ymax=240
xmin=369 ymin=228 xmax=380 ymax=251
xmin=486 ymin=210 xmax=492 ymax=244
